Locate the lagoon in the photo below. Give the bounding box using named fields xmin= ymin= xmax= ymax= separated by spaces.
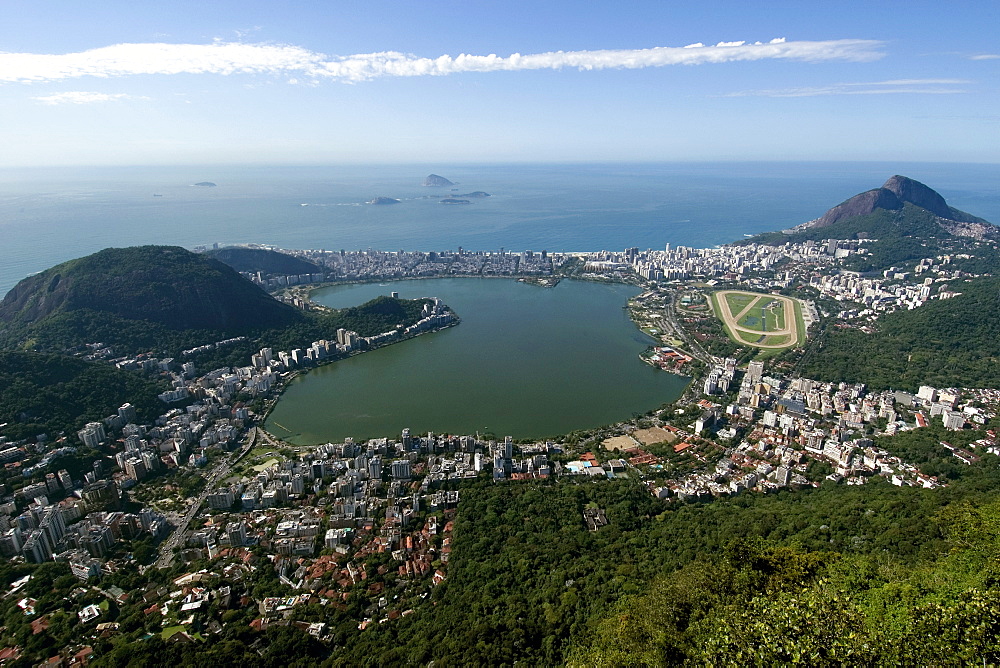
xmin=264 ymin=278 xmax=688 ymax=443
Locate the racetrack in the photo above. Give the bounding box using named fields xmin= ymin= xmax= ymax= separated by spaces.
xmin=712 ymin=290 xmax=803 ymax=349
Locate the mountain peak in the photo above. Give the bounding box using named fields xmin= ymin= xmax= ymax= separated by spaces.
xmin=815 ymin=187 xmax=902 ymax=228
xmin=881 ymin=175 xmax=951 ymax=218
xmin=807 ymin=175 xmax=989 ymax=234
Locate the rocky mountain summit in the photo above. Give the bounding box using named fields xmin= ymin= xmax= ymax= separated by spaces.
xmin=801 ymin=175 xmax=995 ymax=240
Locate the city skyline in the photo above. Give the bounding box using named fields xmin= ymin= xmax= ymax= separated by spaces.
xmin=1 ymin=0 xmax=998 ymax=166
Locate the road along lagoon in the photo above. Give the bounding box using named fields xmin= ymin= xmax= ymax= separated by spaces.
xmin=264 ymin=278 xmax=689 ymax=443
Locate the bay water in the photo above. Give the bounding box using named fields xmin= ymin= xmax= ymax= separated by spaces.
xmin=264 ymin=278 xmax=689 ymax=443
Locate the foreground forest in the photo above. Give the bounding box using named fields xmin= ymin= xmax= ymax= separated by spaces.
xmin=0 ymin=413 xmax=985 ymax=666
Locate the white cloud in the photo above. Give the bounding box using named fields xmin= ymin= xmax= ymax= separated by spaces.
xmin=0 ymin=38 xmax=884 ymax=84
xmin=31 ymin=91 xmax=148 ymax=105
xmin=969 ymin=53 xmax=1000 ymax=60
xmin=726 ymin=78 xmax=969 ymax=97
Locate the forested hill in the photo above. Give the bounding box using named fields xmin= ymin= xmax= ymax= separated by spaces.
xmin=799 ymin=275 xmax=1000 ymax=390
xmin=0 ymin=246 xmax=305 ymax=352
xmin=741 ymin=177 xmax=997 ymax=267
xmin=204 ymin=247 xmax=325 ymax=276
xmin=570 ymin=495 xmax=1000 ymax=665
xmin=0 ymin=351 xmax=165 ymax=442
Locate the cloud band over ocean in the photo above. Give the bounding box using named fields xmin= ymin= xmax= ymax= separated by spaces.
xmin=0 ymin=38 xmax=884 ymax=84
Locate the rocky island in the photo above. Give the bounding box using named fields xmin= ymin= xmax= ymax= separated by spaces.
xmin=192 ymin=181 xmax=217 ymax=187
xmin=423 ymin=174 xmax=454 ymax=187
xmin=366 ymin=196 xmax=401 ymax=205
xmin=440 ymin=198 xmax=471 ymax=205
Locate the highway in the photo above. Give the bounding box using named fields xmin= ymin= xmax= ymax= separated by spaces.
xmin=661 ymin=293 xmax=714 ymax=365
xmin=153 ymin=426 xmax=258 ymax=569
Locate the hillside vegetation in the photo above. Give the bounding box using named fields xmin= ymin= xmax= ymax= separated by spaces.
xmin=742 ymin=175 xmax=996 ymax=271
xmin=0 ymin=351 xmax=166 ymax=442
xmin=0 ymin=247 xmax=434 ymax=369
xmin=0 ymin=246 xmax=304 ymax=347
xmin=204 ymin=247 xmax=325 ymax=276
xmin=800 ymin=276 xmax=1000 ymax=390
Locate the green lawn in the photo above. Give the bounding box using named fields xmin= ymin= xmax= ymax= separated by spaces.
xmin=253 ymin=458 xmax=281 ymax=473
xmin=713 ymin=290 xmax=805 ymax=351
xmin=725 ymin=293 xmax=757 ymax=315
xmin=794 ymin=299 xmax=807 ymax=345
xmin=737 ymin=299 xmax=785 ymax=333
xmin=162 ymin=625 xmax=186 ymax=640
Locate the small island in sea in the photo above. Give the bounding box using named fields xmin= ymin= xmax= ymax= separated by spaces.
xmin=440 ymin=198 xmax=471 ymax=205
xmin=193 ymin=181 xmax=217 ymax=187
xmin=423 ymin=174 xmax=454 ymax=187
xmin=367 ymin=196 xmax=401 ymax=205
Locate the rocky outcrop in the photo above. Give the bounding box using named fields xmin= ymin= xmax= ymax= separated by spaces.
xmin=805 ymin=175 xmax=995 ymax=239
xmin=423 ymin=174 xmax=454 ymax=187
xmin=816 ymin=188 xmax=903 ymax=227
xmin=882 ymin=175 xmax=950 ymax=218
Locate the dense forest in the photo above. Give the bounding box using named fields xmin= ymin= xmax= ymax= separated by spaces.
xmin=0 ymin=351 xmax=166 ymax=442
xmin=0 ymin=246 xmax=303 ymax=340
xmin=799 ymin=276 xmax=1000 ymax=390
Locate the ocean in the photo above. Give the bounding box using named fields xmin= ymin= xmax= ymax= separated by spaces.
xmin=1 ymin=161 xmax=998 ymax=296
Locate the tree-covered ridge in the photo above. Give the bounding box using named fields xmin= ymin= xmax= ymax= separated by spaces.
xmin=0 ymin=246 xmax=304 ymax=344
xmin=800 ymin=275 xmax=1000 ymax=390
xmin=0 ymin=351 xmax=165 ymax=442
xmin=204 ymin=247 xmax=325 ymax=276
xmin=0 ymin=243 xmax=437 ymax=370
xmin=571 ymin=499 xmax=1000 ymax=666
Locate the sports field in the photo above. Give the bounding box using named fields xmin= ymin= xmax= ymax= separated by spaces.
xmin=712 ymin=290 xmax=805 ymax=350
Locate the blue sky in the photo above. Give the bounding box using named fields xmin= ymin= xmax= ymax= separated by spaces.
xmin=1 ymin=0 xmax=997 ymax=165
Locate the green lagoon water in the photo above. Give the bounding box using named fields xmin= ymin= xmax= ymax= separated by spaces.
xmin=264 ymin=278 xmax=688 ymax=444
